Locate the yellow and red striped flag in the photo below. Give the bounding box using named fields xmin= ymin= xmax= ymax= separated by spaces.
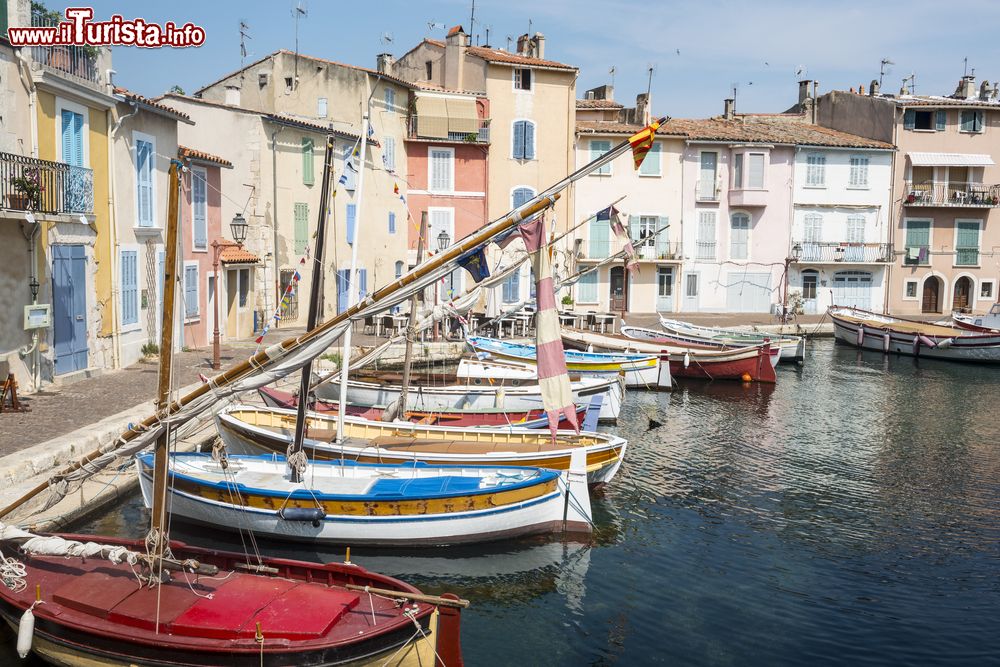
xmin=628 ymin=120 xmax=661 ymax=170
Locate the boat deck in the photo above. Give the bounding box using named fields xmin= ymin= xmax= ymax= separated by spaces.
xmin=835 ymin=313 xmax=962 ymax=336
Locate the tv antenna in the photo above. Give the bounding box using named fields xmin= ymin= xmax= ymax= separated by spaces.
xmin=609 ymin=65 xmax=616 ymax=88
xmin=646 ymin=63 xmax=656 ymax=97
xmin=239 ymin=21 xmax=251 ymax=73
xmin=902 ymin=72 xmax=915 ymax=95
xmin=427 ymin=21 xmax=446 ymax=31
xmin=879 ymin=58 xmax=894 ymax=89
xmin=293 ymin=2 xmax=308 ymax=89
xmin=482 ymin=24 xmax=492 ymax=47
xmin=795 ymin=64 xmax=807 ymax=79
xmin=380 ymin=32 xmax=394 ymax=47
xmin=469 ymin=0 xmax=476 ymax=38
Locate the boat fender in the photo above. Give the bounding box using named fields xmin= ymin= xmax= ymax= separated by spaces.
xmin=494 ymin=389 xmax=505 ymax=410
xmin=936 ymin=338 xmax=954 ymax=349
xmin=912 ymin=335 xmax=920 ymax=357
xmin=857 ymin=326 xmax=865 ymax=347
xmin=883 ymin=332 xmax=891 ymax=354
xmin=17 ymin=600 xmax=42 ymax=659
xmin=683 ymin=351 xmax=690 ymax=369
xmin=278 ymin=507 xmax=326 ymax=527
xmin=918 ymin=335 xmax=937 ymax=349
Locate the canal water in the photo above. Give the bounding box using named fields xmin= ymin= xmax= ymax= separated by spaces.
xmin=5 ymin=338 xmax=999 ymax=665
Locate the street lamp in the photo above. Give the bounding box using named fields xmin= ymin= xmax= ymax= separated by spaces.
xmin=781 ymin=243 xmax=803 ymax=325
xmin=28 ymin=276 xmax=39 ymax=304
xmin=212 ymin=213 xmax=249 ymax=370
xmin=437 ymin=230 xmax=450 ymax=251
xmin=434 ymin=230 xmax=450 ymax=340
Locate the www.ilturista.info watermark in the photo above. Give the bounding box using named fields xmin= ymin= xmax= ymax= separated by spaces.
xmin=7 ymin=7 xmax=205 ymax=48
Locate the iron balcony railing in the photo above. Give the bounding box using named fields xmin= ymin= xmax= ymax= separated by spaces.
xmin=29 ymin=13 xmax=102 ymax=84
xmin=903 ymin=181 xmax=1000 ymax=207
xmin=694 ymin=241 xmax=717 ymax=260
xmin=695 ymin=179 xmax=721 ymax=202
xmin=1 ymin=152 xmax=93 ymax=215
xmin=407 ymin=116 xmax=490 ymax=143
xmin=581 ymin=240 xmax=682 ymax=261
xmin=797 ymin=242 xmax=892 ymax=263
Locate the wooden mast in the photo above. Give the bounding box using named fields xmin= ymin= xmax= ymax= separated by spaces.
xmin=396 ymin=211 xmax=427 ymax=418
xmin=149 ymin=160 xmax=181 ymax=556
xmin=289 ymin=135 xmax=335 ymax=483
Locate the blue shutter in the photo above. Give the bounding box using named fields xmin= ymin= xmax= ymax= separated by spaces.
xmin=192 ymin=171 xmax=207 ymax=249
xmin=590 ymin=218 xmax=610 ymax=257
xmin=577 ymin=272 xmax=598 ymax=303
xmin=343 ymin=147 xmax=358 ymax=191
xmin=388 ymin=212 xmax=396 ymax=234
xmin=184 ymin=265 xmax=198 ymax=318
xmin=903 ymin=109 xmax=915 ymax=130
xmin=120 ymin=250 xmax=138 ymax=325
xmin=513 ymin=121 xmax=525 ymax=159
xmin=935 ymin=110 xmax=946 ymax=131
xmin=346 ymin=204 xmax=357 ymax=245
xmin=62 ymin=110 xmax=84 ymax=166
xmin=357 ymin=268 xmax=368 ymax=301
xmin=628 ymin=215 xmax=639 ymax=243
xmin=656 ymin=216 xmax=669 ymax=255
xmin=512 ymin=187 xmax=534 ymax=208
xmin=336 ymin=269 xmax=351 ymax=313
xmin=524 ymin=121 xmax=535 ymax=159
xmin=394 ymin=261 xmax=404 ymax=279
xmin=502 ymin=270 xmax=520 ymax=303
xmin=639 ymin=142 xmax=661 ymax=175
xmin=136 ymin=141 xmax=152 ymax=227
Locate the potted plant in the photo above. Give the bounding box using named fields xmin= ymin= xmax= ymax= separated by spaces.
xmin=9 ymin=169 xmax=43 ymax=210
xmin=561 ymin=295 xmax=574 ymax=308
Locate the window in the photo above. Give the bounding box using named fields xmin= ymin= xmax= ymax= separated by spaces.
xmin=577 ymin=271 xmax=598 ymax=303
xmin=685 ymin=273 xmax=699 ymax=298
xmin=747 ymin=153 xmax=765 ymax=189
xmin=955 ymin=220 xmax=981 ymax=265
xmin=388 ymin=212 xmax=396 ymax=234
xmin=395 ymin=261 xmax=404 ymax=279
xmin=238 ymin=268 xmax=249 ymax=308
xmin=802 ymin=270 xmax=818 ymax=300
xmin=806 ymin=154 xmax=826 ymax=186
xmin=657 ymin=267 xmax=673 ymax=297
xmin=960 ymin=110 xmax=984 ymax=133
xmin=302 ymin=137 xmax=314 ymax=186
xmin=346 ymin=204 xmax=357 ymax=245
xmin=733 ymin=153 xmax=744 ymax=188
xmin=905 ymin=280 xmax=918 ymax=298
xmin=340 ymin=146 xmax=358 ymax=191
xmin=801 ymin=213 xmax=822 ymax=261
xmin=382 ymin=136 xmax=396 ymax=172
xmin=639 ymin=141 xmax=662 ymax=176
xmin=191 ymin=167 xmax=207 ymax=250
xmin=904 ymin=219 xmax=931 ymax=265
xmin=134 ymin=137 xmax=154 ymax=227
xmin=590 ymin=140 xmax=612 ymax=175
xmin=512 ymin=120 xmax=535 ymax=160
xmin=903 ymin=110 xmax=935 ymax=131
xmin=696 ymin=211 xmax=717 ymax=260
xmin=60 ymin=108 xmax=84 ymax=166
xmin=384 ymin=87 xmax=395 ymax=111
xmin=512 ymin=187 xmax=535 ymax=209
xmin=849 ymin=155 xmax=870 ymax=188
xmin=513 ymin=68 xmax=532 ymax=91
xmin=698 ymin=152 xmax=717 ymax=200
xmin=293 ymin=202 xmax=308 ymax=255
xmin=502 ymin=269 xmax=521 ymax=303
xmin=637 ymin=216 xmax=658 ymax=247
xmin=279 ymin=269 xmax=299 ymax=320
xmin=730 ymin=213 xmax=749 ymax=260
xmin=425 ymin=61 xmax=433 ymax=80
xmin=120 ymin=250 xmax=138 ymax=326
xmin=317 ymin=97 xmax=327 ymax=117
xmin=429 ymin=147 xmax=454 ymax=192
xmin=589 ymin=215 xmax=610 ymax=258
xmin=284 ymin=77 xmax=293 ymax=94
xmin=981 ymin=281 xmax=994 ymax=299
xmin=184 ymin=263 xmax=199 ymax=319
xmin=845 ymin=214 xmax=866 ymax=261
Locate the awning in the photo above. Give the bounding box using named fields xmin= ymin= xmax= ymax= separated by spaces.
xmin=415 ymin=96 xmax=449 ymax=138
xmin=446 ymin=98 xmax=480 ymax=134
xmin=908 ymin=152 xmax=995 ymax=167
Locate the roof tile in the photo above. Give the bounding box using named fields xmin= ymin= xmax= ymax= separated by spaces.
xmin=465 ymin=46 xmax=576 ymax=70
xmin=114 ymin=87 xmax=191 ymax=123
xmin=218 ymin=241 xmax=260 ymax=264
xmin=178 ymin=145 xmax=233 ymax=168
xmin=576 ymin=99 xmax=624 ymax=109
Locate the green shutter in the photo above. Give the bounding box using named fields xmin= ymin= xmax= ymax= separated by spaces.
xmin=590 ymin=218 xmax=610 ymax=257
xmin=0 ymin=2 xmax=8 ymax=39
xmin=639 ymin=141 xmax=661 ymax=175
xmin=903 ymin=109 xmax=915 ymax=130
xmin=302 ymin=138 xmax=314 ymax=186
xmin=293 ymin=202 xmax=309 ymax=255
xmin=935 ymin=110 xmax=946 ymax=131
xmin=905 ymin=220 xmax=930 ymax=247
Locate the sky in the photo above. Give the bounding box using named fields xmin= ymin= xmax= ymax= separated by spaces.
xmin=68 ymin=0 xmax=1000 ymax=118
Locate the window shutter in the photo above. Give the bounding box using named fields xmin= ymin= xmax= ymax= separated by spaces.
xmin=513 ymin=121 xmax=525 ymax=159
xmin=935 ymin=110 xmax=946 ymax=131
xmin=903 ymin=109 xmax=915 ymax=130
xmin=847 ymin=215 xmax=865 ymax=243
xmin=343 ymin=147 xmax=358 ymax=191
xmin=730 ymin=214 xmax=749 ymax=260
xmin=293 ymin=202 xmax=309 ymax=254
xmin=62 ymin=110 xmax=84 ymax=166
xmin=337 ymin=269 xmax=351 ymax=313
xmin=136 ymin=141 xmax=152 ymax=227
xmin=317 ymin=98 xmax=328 ymax=117
xmin=346 ymin=204 xmax=357 ymax=245
xmin=656 ymin=217 xmax=669 ymax=254
xmin=513 ymin=187 xmax=534 ymax=208
xmin=628 ymin=215 xmax=639 ymax=243
xmin=395 ymin=261 xmax=404 ymax=279
xmin=961 ymin=112 xmax=974 ymax=132
xmin=357 ymin=268 xmax=368 ymax=301
xmin=697 ymin=211 xmax=716 ymax=259
xmin=71 ymin=112 xmax=84 ymax=166
xmin=577 ymin=271 xmax=598 ymax=303
xmin=524 ymin=121 xmax=535 ymax=159
xmin=302 ymin=138 xmax=314 ymax=185
xmin=120 ymin=250 xmax=138 ymax=325
xmin=639 ymin=142 xmax=661 ymax=175
xmin=957 ymin=221 xmax=979 ymax=247
xmin=383 ymin=136 xmax=395 ymax=172
xmin=184 ymin=265 xmax=198 ymax=318
xmin=748 ymin=154 xmax=765 ymax=188
xmin=192 ymin=171 xmax=207 ymax=249
xmin=384 ymin=88 xmax=394 ymax=110
xmin=905 ymin=220 xmax=930 ymax=247
xmin=590 ymin=217 xmax=610 ymax=257
xmin=388 ymin=211 xmax=396 ymax=234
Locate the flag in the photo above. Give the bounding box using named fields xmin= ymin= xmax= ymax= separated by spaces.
xmin=494 ymin=227 xmax=522 ymax=250
xmin=458 ymin=246 xmax=491 ymax=283
xmin=596 ymin=205 xmax=617 ymax=221
xmin=609 ymin=211 xmax=639 ymax=274
xmin=628 ymin=119 xmax=661 ymax=170
xmin=520 ymin=216 xmax=579 ymax=441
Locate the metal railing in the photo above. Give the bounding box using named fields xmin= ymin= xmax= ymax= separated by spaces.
xmin=695 ymin=180 xmax=720 ymax=202
xmin=0 ymin=152 xmax=93 ymax=215
xmin=581 ymin=240 xmax=682 ymax=260
xmin=65 ymin=165 xmax=94 ymax=213
xmin=903 ymin=181 xmax=1000 ymax=207
xmin=955 ymin=248 xmax=979 ymax=266
xmin=796 ymin=242 xmax=892 ymax=263
xmin=695 ymin=241 xmax=716 ymax=260
xmin=408 ymin=116 xmax=490 ymax=143
xmin=29 ymin=14 xmax=102 ymax=84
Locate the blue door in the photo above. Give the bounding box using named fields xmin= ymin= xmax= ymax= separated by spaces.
xmin=337 ymin=269 xmax=351 ymax=314
xmin=52 ymin=244 xmax=88 ymax=374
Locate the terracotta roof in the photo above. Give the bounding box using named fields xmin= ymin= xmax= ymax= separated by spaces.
xmin=664 ymin=117 xmax=894 ymax=149
xmin=114 ymin=87 xmax=193 ymax=124
xmin=264 ymin=114 xmax=370 ymax=145
xmin=577 ymin=120 xmax=684 ymax=136
xmin=891 ymin=95 xmax=1000 ymax=108
xmin=178 ymin=146 xmax=233 ymax=168
xmin=465 ymin=46 xmax=576 ymax=70
xmin=576 ymin=99 xmax=624 ymax=109
xmin=218 ymin=241 xmax=260 ymax=264
xmin=447 ymin=25 xmax=464 ymax=37
xmin=425 ymin=38 xmax=445 ymax=48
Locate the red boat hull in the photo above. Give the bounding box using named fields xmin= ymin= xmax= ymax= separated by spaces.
xmin=668 ymin=344 xmax=776 ymax=383
xmin=0 ymin=534 xmax=461 ymax=666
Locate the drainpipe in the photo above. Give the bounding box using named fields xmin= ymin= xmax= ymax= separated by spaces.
xmin=107 ymin=100 xmax=140 ymax=370
xmin=270 ymin=124 xmax=282 ymax=318
xmin=18 ymin=221 xmax=42 ymax=390
xmin=14 ymin=49 xmax=38 ymax=158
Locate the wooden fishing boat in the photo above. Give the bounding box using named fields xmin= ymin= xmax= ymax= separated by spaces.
xmin=952 ymin=303 xmax=1000 ymax=333
xmin=257 ymin=385 xmax=596 ymax=430
xmin=829 ymin=306 xmax=1000 ymax=363
xmin=574 ymin=326 xmax=778 ymax=383
xmin=314 ymin=373 xmax=623 ymax=424
xmin=138 ymin=452 xmax=593 ymax=547
xmin=658 ymin=316 xmax=805 ymax=363
xmin=465 ymin=335 xmax=668 ymax=389
xmin=216 ymin=405 xmax=628 ymax=487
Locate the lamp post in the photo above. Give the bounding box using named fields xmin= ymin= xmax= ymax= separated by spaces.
xmin=28 ymin=277 xmax=39 ymax=304
xmin=211 ymin=213 xmax=248 ymax=370
xmin=781 ymin=243 xmax=803 ymax=324
xmin=434 ymin=230 xmax=450 ymax=341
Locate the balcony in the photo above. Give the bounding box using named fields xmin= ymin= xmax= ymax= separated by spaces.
xmin=580 ymin=240 xmax=682 ymax=261
xmin=408 ymin=116 xmax=490 ymax=144
xmin=903 ymin=181 xmax=1000 ymax=208
xmin=29 ymin=12 xmax=103 ymax=85
xmin=797 ymin=241 xmax=892 ymax=263
xmin=728 ymin=188 xmax=768 ymax=207
xmin=1 ymin=152 xmax=93 ymax=215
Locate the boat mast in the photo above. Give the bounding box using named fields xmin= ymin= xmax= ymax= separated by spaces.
xmin=289 ymin=135 xmax=336 ymax=483
xmin=396 ymin=211 xmax=427 ymax=418
xmin=149 ymin=160 xmax=182 ymax=560
xmin=335 ymin=78 xmax=377 ymax=442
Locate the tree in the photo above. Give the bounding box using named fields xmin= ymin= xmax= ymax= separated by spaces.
xmin=168 ymin=85 xmax=185 ymax=95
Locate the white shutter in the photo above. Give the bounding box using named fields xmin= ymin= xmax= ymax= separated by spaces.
xmin=846 ymin=215 xmax=865 ymax=243
xmin=697 ymin=211 xmax=716 ymax=260
xmin=430 ymin=149 xmax=453 ymax=192
xmin=747 ymin=153 xmax=764 ymax=188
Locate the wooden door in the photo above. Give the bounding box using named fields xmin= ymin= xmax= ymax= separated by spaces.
xmin=610 ymin=266 xmax=628 ymax=312
xmin=953 ymin=277 xmax=972 ymax=311
xmin=922 ymin=277 xmax=940 ymax=313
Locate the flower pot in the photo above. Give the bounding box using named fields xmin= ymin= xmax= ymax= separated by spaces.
xmin=48 ymin=46 xmax=72 ymax=71
xmin=5 ymin=194 xmax=29 ymax=210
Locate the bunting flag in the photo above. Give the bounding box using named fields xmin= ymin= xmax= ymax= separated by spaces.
xmin=394 ymin=181 xmax=406 ymax=204
xmin=458 ymin=246 xmax=491 ymax=283
xmin=628 ymin=119 xmax=661 ymax=170
xmin=596 ymin=205 xmax=616 ymax=221
xmin=520 ymin=216 xmax=580 ymax=441
xmin=494 ymin=226 xmax=522 ymax=250
xmin=609 ymin=210 xmax=639 ymax=274
xmin=338 ymin=142 xmax=360 ymax=186
xmin=255 ymin=259 xmax=306 ymax=344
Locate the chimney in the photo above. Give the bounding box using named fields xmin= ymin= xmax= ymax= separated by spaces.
xmin=956 ymin=75 xmax=976 ymax=99
xmin=635 ymin=93 xmax=650 ymax=125
xmin=516 ymin=33 xmax=531 ymax=55
xmin=798 ymin=79 xmax=814 ymax=106
xmin=585 ymin=90 xmax=595 ymax=100
xmin=224 ymin=84 xmax=240 ymax=106
xmin=980 ymin=80 xmax=991 ymax=101
xmin=723 ymin=98 xmax=735 ymax=120
xmin=870 ymin=79 xmax=879 ymax=96
xmin=376 ymin=53 xmax=395 ymax=74
xmin=585 ymin=84 xmax=613 ymax=101
xmin=444 ymin=25 xmax=467 ymax=90
xmin=532 ymin=32 xmax=545 ymax=59
xmin=859 ymin=83 xmax=865 ymax=95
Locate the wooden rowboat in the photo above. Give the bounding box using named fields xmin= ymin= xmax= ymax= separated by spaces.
xmin=216 ymin=405 xmax=628 ymax=487
xmin=830 ymin=306 xmax=1000 ymax=363
xmin=138 ymin=452 xmax=592 ymax=547
xmin=571 ymin=326 xmax=777 ymax=383
xmin=658 ymin=316 xmax=805 ymax=363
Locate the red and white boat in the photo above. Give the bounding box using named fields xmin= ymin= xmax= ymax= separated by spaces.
xmin=952 ymin=303 xmax=1000 ymax=333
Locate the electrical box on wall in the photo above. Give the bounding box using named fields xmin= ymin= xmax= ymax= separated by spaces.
xmin=24 ymin=304 xmax=51 ymax=330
